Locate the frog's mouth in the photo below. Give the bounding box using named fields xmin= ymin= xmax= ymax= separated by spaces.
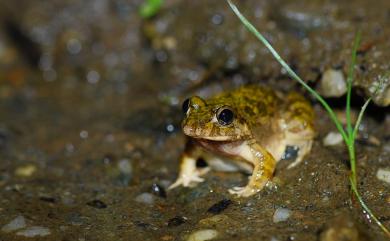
xmin=182 ymin=125 xmax=242 ymax=141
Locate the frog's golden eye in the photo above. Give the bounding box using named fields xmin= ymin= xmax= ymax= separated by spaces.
xmin=216 ymin=106 xmax=234 ymax=126
xmin=182 ymin=98 xmax=190 ymax=114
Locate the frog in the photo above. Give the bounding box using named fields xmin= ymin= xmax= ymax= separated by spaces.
xmin=168 ymin=85 xmax=315 ymax=197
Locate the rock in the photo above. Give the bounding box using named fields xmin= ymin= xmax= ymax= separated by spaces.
xmin=1 ymin=215 xmax=26 ymax=233
xmin=16 ymin=226 xmax=51 ymax=237
xmin=187 ymin=229 xmax=218 ymax=241
xmin=14 ymin=164 xmax=37 ymax=177
xmin=135 ymin=193 xmax=155 ymax=205
xmin=323 ymin=132 xmax=344 ymax=146
xmin=167 ymin=216 xmax=187 ymax=227
xmin=273 ymin=208 xmax=292 ymax=223
xmin=118 ymin=159 xmax=132 ymax=174
xmin=319 ymin=69 xmax=347 ymax=98
xmin=151 ymin=183 xmax=167 ymax=198
xmin=376 ymin=168 xmax=390 ymax=184
xmin=207 ymin=199 xmax=232 ymax=214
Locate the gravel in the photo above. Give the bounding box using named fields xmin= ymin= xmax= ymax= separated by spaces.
xmin=1 ymin=215 xmax=26 ymax=233
xmin=273 ymin=208 xmax=292 ymax=223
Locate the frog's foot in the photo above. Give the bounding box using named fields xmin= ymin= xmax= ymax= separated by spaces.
xmin=168 ymin=167 xmax=210 ymax=189
xmin=228 ymin=186 xmax=257 ymax=197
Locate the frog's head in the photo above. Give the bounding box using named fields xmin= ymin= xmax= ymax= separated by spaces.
xmin=181 ymin=96 xmax=251 ymax=141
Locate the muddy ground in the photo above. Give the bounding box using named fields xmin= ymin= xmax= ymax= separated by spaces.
xmin=0 ymin=0 xmax=389 ymax=240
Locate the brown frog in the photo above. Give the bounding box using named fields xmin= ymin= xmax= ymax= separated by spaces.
xmin=169 ymin=85 xmax=315 ymax=197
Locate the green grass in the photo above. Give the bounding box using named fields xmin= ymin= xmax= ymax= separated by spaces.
xmin=227 ymin=0 xmax=390 ymax=237
xmin=139 ymin=0 xmax=164 ymax=19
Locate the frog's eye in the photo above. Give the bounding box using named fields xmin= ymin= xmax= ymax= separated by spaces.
xmin=182 ymin=98 xmax=190 ymax=114
xmin=216 ymin=107 xmax=234 ymax=126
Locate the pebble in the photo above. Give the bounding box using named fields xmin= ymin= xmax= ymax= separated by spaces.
xmin=16 ymin=226 xmax=51 ymax=237
xmin=323 ymin=132 xmax=343 ymax=146
xmin=86 ymin=199 xmax=107 ymax=209
xmin=1 ymin=215 xmax=26 ymax=233
xmin=151 ymin=183 xmax=167 ymax=198
xmin=167 ymin=216 xmax=187 ymax=227
xmin=376 ymin=168 xmax=390 ymax=184
xmin=187 ymin=229 xmax=218 ymax=241
xmin=117 ymin=159 xmax=133 ymax=186
xmin=319 ymin=69 xmax=347 ymax=97
xmin=135 ymin=193 xmax=155 ymax=205
xmin=14 ymin=164 xmax=37 ymax=177
xmin=118 ymin=159 xmax=132 ymax=174
xmin=273 ymin=208 xmax=292 ymax=223
xmin=207 ymin=199 xmax=232 ymax=214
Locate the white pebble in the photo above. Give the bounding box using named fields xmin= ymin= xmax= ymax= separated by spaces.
xmin=320 ymin=69 xmax=347 ymax=97
xmin=16 ymin=226 xmax=51 ymax=237
xmin=376 ymin=168 xmax=390 ymax=184
xmin=187 ymin=229 xmax=218 ymax=241
xmin=135 ymin=193 xmax=155 ymax=205
xmin=118 ymin=159 xmax=132 ymax=174
xmin=323 ymin=131 xmax=343 ymax=146
xmin=273 ymin=208 xmax=292 ymax=223
xmin=1 ymin=215 xmax=26 ymax=233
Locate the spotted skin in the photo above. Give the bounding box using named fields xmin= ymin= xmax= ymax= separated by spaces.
xmin=169 ymin=85 xmax=315 ymax=197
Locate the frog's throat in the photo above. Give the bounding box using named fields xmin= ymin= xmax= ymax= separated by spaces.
xmin=195 ymin=138 xmax=246 ymax=157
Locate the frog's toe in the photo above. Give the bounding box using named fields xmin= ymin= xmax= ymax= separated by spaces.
xmin=228 ymin=186 xmax=256 ymax=197
xmin=168 ymin=174 xmax=204 ymax=190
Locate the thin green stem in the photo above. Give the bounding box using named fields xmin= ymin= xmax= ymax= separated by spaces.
xmin=347 ymin=142 xmax=357 ymax=185
xmin=352 ymin=98 xmax=371 ymax=142
xmin=227 ymin=0 xmax=348 ymax=142
xmin=350 ymin=177 xmax=390 ymax=238
xmin=346 ymin=31 xmax=361 ymax=138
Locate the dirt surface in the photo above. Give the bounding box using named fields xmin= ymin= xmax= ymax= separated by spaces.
xmin=0 ymin=0 xmax=389 ymax=241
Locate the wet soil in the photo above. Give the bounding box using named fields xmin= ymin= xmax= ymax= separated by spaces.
xmin=0 ymin=0 xmax=389 ymax=241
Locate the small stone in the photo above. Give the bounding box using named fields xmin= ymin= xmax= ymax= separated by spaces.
xmin=167 ymin=216 xmax=187 ymax=227
xmin=135 ymin=193 xmax=155 ymax=205
xmin=187 ymin=229 xmax=218 ymax=241
xmin=16 ymin=226 xmax=51 ymax=237
xmin=15 ymin=164 xmax=36 ymax=177
xmin=118 ymin=159 xmax=132 ymax=174
xmin=207 ymin=199 xmax=232 ymax=214
xmin=323 ymin=132 xmax=343 ymax=146
xmin=376 ymin=168 xmax=390 ymax=184
xmin=86 ymin=199 xmax=107 ymax=209
xmin=1 ymin=215 xmax=26 ymax=232
xmin=273 ymin=208 xmax=292 ymax=223
xmin=151 ymin=183 xmax=167 ymax=198
xmin=319 ymin=69 xmax=347 ymax=97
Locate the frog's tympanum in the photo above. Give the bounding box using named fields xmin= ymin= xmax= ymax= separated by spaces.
xmin=169 ymin=85 xmax=315 ymax=197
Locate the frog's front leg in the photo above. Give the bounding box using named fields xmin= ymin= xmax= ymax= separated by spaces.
xmin=228 ymin=140 xmax=276 ymax=197
xmin=168 ymin=141 xmax=210 ymax=189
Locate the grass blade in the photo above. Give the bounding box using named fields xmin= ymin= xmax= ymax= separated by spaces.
xmin=350 ymin=177 xmax=390 ymax=237
xmin=346 ymin=31 xmax=361 ymax=138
